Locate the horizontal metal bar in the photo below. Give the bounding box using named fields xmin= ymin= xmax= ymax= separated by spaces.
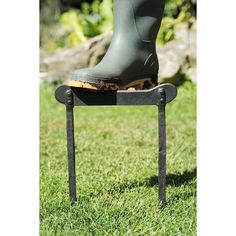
xmin=55 ymin=84 xmax=177 ymax=107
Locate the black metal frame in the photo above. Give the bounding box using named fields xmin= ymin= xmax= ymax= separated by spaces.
xmin=55 ymin=83 xmax=177 ymax=206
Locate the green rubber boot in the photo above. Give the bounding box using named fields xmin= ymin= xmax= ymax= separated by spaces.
xmin=67 ymin=0 xmax=165 ymax=91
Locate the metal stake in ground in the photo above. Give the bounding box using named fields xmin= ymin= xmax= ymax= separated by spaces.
xmin=157 ymin=87 xmax=167 ymax=206
xmin=65 ymin=89 xmax=77 ymax=204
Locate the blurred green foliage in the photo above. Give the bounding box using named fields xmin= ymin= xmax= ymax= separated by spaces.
xmin=58 ymin=0 xmax=113 ymax=47
xmin=157 ymin=10 xmax=190 ymax=46
xmin=40 ymin=0 xmax=196 ymax=52
xmin=157 ymin=0 xmax=196 ymax=45
xmin=164 ymin=0 xmax=196 ymax=18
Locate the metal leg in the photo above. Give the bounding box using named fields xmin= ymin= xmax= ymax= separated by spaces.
xmin=65 ymin=90 xmax=77 ymax=204
xmin=157 ymin=87 xmax=167 ymax=207
xmin=158 ymin=104 xmax=166 ymax=206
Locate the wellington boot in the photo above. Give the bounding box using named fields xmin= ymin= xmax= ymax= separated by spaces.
xmin=67 ymin=0 xmax=165 ymax=91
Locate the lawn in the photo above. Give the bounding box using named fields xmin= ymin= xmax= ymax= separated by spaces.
xmin=40 ymin=81 xmax=196 ymax=235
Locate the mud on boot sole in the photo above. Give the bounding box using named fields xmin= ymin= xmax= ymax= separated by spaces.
xmin=65 ymin=77 xmax=158 ymax=91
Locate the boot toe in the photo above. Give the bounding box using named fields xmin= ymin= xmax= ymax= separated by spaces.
xmin=71 ymin=68 xmax=97 ymax=83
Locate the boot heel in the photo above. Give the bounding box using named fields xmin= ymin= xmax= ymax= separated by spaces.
xmin=142 ymin=76 xmax=158 ymax=89
xmin=120 ymin=77 xmax=158 ymax=90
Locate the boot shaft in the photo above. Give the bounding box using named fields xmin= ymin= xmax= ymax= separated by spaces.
xmin=113 ymin=0 xmax=165 ymax=43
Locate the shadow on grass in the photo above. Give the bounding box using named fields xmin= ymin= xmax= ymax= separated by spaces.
xmin=69 ymin=168 xmax=196 ymax=204
xmin=103 ymin=167 xmax=196 ymax=195
xmin=148 ymin=167 xmax=196 ymax=187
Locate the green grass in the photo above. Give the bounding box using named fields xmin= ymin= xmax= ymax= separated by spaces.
xmin=40 ymin=81 xmax=196 ymax=235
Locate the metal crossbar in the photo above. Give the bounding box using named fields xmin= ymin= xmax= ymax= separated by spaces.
xmin=55 ymin=83 xmax=177 ymax=206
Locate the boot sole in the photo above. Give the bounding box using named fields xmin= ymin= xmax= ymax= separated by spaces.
xmin=65 ymin=76 xmax=158 ymax=91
